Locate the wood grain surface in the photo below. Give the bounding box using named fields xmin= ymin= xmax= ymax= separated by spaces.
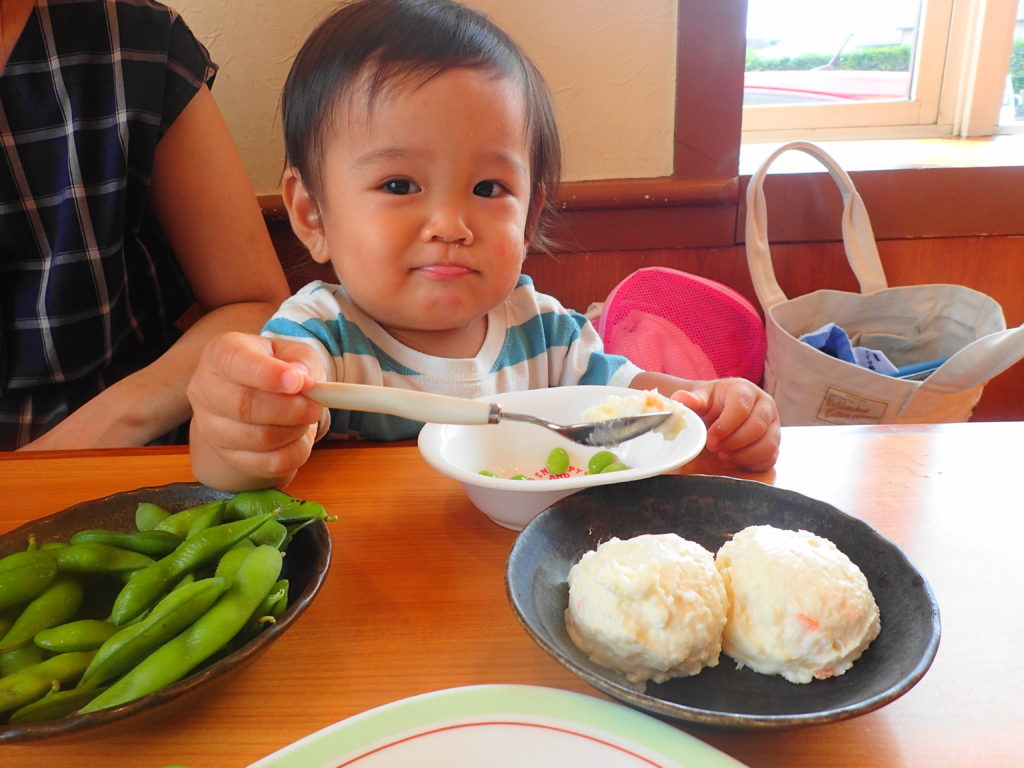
xmin=1 ymin=422 xmax=1021 ymax=767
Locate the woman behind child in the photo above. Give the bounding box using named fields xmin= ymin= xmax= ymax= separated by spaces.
xmin=0 ymin=0 xmax=290 ymax=450
xmin=187 ymin=0 xmax=781 ymax=491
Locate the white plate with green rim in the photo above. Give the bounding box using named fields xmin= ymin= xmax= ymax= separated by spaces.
xmin=247 ymin=684 xmax=746 ymax=768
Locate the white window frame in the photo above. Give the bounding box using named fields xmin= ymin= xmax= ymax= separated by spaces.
xmin=741 ymin=0 xmax=1020 ymax=142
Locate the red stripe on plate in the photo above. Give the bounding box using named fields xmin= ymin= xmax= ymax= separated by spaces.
xmin=334 ymin=719 xmax=667 ymax=767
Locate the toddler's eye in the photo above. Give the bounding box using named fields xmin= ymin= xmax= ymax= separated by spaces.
xmin=473 ymin=180 xmax=505 ymax=198
xmin=382 ymin=179 xmax=419 ymax=195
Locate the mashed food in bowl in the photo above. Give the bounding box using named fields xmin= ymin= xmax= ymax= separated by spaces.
xmin=565 ymin=533 xmax=728 ymax=684
xmin=579 ymin=390 xmax=689 ymax=440
xmin=715 ymin=525 xmax=881 ymax=684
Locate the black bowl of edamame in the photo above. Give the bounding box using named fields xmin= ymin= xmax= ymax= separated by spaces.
xmin=0 ymin=483 xmax=332 ymax=743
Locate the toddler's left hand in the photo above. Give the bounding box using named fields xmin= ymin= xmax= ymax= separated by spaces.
xmin=670 ymin=379 xmax=780 ymax=472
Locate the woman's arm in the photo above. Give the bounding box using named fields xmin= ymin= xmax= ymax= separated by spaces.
xmin=21 ymin=86 xmax=291 ymax=450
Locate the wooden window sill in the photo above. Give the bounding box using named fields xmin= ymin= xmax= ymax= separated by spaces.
xmin=736 ymin=135 xmax=1024 ymax=244
xmin=739 ymin=134 xmax=1024 ymax=175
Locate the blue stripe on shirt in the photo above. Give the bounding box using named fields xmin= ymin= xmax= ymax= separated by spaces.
xmin=264 ymin=314 xmax=420 ymax=376
xmin=493 ymin=308 xmax=589 ymax=373
xmin=579 ymin=348 xmax=630 ymax=384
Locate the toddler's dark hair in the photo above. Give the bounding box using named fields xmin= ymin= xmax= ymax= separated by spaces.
xmin=282 ymin=0 xmax=562 ymax=252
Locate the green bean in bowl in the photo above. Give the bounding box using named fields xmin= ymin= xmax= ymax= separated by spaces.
xmin=0 ymin=483 xmax=333 ymax=743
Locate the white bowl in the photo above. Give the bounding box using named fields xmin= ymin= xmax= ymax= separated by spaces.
xmin=417 ymin=385 xmax=707 ymax=530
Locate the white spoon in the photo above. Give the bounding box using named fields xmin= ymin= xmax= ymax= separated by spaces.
xmin=305 ymin=382 xmax=671 ymax=447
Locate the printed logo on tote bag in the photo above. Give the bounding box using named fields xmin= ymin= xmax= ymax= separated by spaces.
xmin=816 ymin=387 xmax=888 ymax=425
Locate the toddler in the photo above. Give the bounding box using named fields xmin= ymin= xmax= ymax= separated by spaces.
xmin=187 ymin=0 xmax=781 ymax=491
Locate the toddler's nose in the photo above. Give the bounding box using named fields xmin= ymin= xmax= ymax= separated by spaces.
xmin=421 ymin=203 xmax=474 ymax=246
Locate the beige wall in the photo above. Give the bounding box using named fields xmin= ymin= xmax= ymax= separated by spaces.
xmin=169 ymin=0 xmax=677 ymax=194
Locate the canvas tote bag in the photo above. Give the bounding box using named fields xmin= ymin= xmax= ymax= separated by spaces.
xmin=746 ymin=141 xmax=1024 ymax=426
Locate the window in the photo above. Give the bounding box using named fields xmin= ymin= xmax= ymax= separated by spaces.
xmin=1000 ymin=9 xmax=1024 ymax=127
xmin=742 ymin=0 xmax=1023 ymax=142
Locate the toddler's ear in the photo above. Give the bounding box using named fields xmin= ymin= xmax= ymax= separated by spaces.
xmin=282 ymin=168 xmax=330 ymax=264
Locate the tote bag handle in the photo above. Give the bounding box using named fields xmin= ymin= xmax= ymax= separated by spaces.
xmin=746 ymin=141 xmax=889 ymax=312
xmin=909 ymin=322 xmax=1024 ymax=396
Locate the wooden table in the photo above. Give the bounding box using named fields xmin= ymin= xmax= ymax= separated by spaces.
xmin=1 ymin=422 xmax=1021 ymax=767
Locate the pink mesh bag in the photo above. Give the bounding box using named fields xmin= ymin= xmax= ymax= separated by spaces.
xmin=595 ymin=267 xmax=767 ymax=383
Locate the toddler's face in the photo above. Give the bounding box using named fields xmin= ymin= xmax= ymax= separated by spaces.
xmin=305 ymin=67 xmax=533 ymax=357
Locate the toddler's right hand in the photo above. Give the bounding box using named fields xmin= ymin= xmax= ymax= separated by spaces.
xmin=187 ymin=331 xmax=326 ymax=489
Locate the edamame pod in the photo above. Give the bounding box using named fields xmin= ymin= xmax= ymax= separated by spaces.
xmin=109 ymin=513 xmax=272 ymax=625
xmin=263 ymin=579 xmax=289 ymax=621
xmin=225 ymin=489 xmax=292 ymax=518
xmin=172 ymin=571 xmax=196 ymax=591
xmin=154 ymin=500 xmax=227 ymax=539
xmin=34 ymin=619 xmax=117 ymax=653
xmin=185 ymin=502 xmax=227 ymax=539
xmin=233 ymin=578 xmax=288 ymax=646
xmin=81 ymin=546 xmax=283 ymax=713
xmin=0 ymin=644 xmax=44 ymax=677
xmin=273 ymin=500 xmax=333 ymax=524
xmin=80 ymin=576 xmax=227 ymax=689
xmin=69 ymin=529 xmax=183 ymax=557
xmin=55 ymin=543 xmax=155 ymax=573
xmin=0 ymin=651 xmax=94 ymax=714
xmin=213 ymin=540 xmax=255 ymax=584
xmin=226 ymin=489 xmax=333 ymax=524
xmin=0 ymin=556 xmax=57 ymax=611
xmin=8 ymin=684 xmax=110 ymax=724
xmin=0 ymin=548 xmax=54 ymax=574
xmin=248 ymin=519 xmax=288 ymax=550
xmin=135 ymin=502 xmax=170 ymax=532
xmin=0 ymin=575 xmax=84 ymax=652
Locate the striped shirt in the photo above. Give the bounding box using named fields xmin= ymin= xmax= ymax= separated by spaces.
xmin=262 ymin=275 xmax=643 ymax=441
xmin=0 ymin=0 xmax=215 ymax=448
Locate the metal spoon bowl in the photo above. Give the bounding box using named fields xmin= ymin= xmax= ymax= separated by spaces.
xmin=306 ymin=383 xmax=671 ymax=447
xmin=491 ymin=406 xmax=672 ymax=447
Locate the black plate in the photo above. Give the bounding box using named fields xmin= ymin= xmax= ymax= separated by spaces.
xmin=0 ymin=483 xmax=331 ymax=743
xmin=506 ymin=474 xmax=940 ymax=730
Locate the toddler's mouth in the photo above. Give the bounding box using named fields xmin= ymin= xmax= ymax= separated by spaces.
xmin=417 ymin=263 xmax=476 ymax=278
